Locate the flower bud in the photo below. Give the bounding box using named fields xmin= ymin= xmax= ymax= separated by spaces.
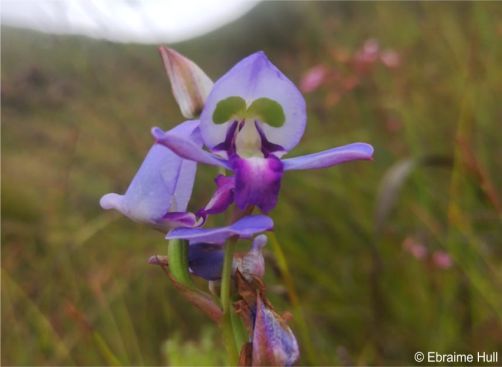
xmin=234 ymin=234 xmax=267 ymax=281
xmin=159 ymin=46 xmax=213 ymax=118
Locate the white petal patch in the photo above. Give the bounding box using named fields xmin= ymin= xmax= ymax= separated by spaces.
xmin=235 ymin=119 xmax=264 ymax=158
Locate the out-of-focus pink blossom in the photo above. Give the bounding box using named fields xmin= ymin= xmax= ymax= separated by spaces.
xmin=363 ymin=39 xmax=380 ymax=55
xmin=403 ymin=237 xmax=428 ymax=260
xmin=300 ymin=64 xmax=328 ymax=93
xmin=432 ymin=250 xmax=453 ymax=269
xmin=354 ymin=39 xmax=380 ymax=70
xmin=381 ymin=50 xmax=401 ymax=68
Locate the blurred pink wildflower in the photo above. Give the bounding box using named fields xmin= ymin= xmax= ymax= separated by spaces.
xmin=300 ymin=64 xmax=328 ymax=93
xmin=380 ymin=50 xmax=401 ymax=68
xmin=432 ymin=250 xmax=453 ymax=269
xmin=403 ymin=237 xmax=427 ymax=260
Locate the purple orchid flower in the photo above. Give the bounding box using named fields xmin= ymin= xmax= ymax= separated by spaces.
xmin=152 ymin=51 xmax=374 ymax=213
xmin=167 ymin=216 xmax=273 ymax=280
xmin=99 ymin=120 xmax=202 ymax=230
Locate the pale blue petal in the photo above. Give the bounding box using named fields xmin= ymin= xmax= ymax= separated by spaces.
xmin=152 ymin=127 xmax=230 ymax=169
xmin=200 ymin=51 xmax=306 ymax=152
xmin=100 ymin=144 xmax=180 ymax=225
xmin=282 ymin=143 xmax=374 ymax=171
xmin=166 ymin=215 xmax=274 ymax=245
xmin=100 ymin=121 xmax=200 ymax=228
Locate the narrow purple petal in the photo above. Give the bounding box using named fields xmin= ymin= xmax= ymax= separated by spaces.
xmin=282 ymin=142 xmax=374 ymax=171
xmin=252 ymin=294 xmax=300 ymax=366
xmin=166 ymin=215 xmax=274 ymax=245
xmin=164 ymin=119 xmax=202 ymax=142
xmin=232 ymin=155 xmax=283 ymax=213
xmin=188 ymin=243 xmax=224 ymax=281
xmin=162 ymin=212 xmax=201 ymax=228
xmin=152 ymin=127 xmax=230 ymax=169
xmin=255 ymin=122 xmax=286 ymax=157
xmin=200 ymin=51 xmax=306 ymax=152
xmin=212 ymin=120 xmax=239 ymax=157
xmin=197 ymin=175 xmax=235 ymax=217
xmin=229 ymin=215 xmax=274 ymax=238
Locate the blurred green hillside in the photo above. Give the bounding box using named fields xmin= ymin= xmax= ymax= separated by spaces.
xmin=2 ymin=1 xmax=502 ymax=365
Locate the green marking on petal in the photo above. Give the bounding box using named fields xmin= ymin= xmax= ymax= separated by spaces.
xmin=247 ymin=97 xmax=285 ymax=127
xmin=212 ymin=96 xmax=246 ymax=124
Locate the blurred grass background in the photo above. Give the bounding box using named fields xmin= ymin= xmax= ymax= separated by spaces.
xmin=2 ymin=1 xmax=502 ymax=365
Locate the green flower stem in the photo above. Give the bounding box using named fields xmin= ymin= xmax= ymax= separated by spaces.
xmin=220 ymin=237 xmax=237 ymax=313
xmin=220 ymin=236 xmax=239 ymax=364
xmin=167 ymin=239 xmax=193 ymax=286
xmin=220 ymin=205 xmax=255 ymax=364
xmin=230 ymin=307 xmax=248 ymax=349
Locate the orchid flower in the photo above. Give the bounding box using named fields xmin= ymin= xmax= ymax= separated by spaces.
xmin=153 ymin=51 xmax=374 ymax=213
xmin=100 ymin=47 xmax=374 ymax=366
xmin=99 ymin=120 xmax=202 ymax=230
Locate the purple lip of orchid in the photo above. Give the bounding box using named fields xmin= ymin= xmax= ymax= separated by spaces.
xmin=153 ymin=51 xmax=374 ymax=213
xmin=99 ymin=120 xmax=203 ymax=230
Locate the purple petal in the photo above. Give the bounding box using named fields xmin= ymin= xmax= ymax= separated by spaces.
xmin=100 ymin=144 xmax=180 ymax=226
xmin=99 ymin=121 xmax=200 ymax=228
xmin=252 ymin=294 xmax=300 ymax=366
xmin=188 ymin=243 xmax=224 ymax=281
xmin=198 ymin=175 xmax=235 ymax=217
xmin=152 ymin=127 xmax=230 ymax=169
xmin=171 ymin=159 xmax=197 ymax=213
xmin=232 ymin=155 xmax=283 ymax=213
xmin=255 ymin=122 xmax=286 ymax=157
xmin=212 ymin=120 xmax=239 ymax=157
xmin=166 ymin=215 xmax=274 ymax=245
xmin=162 ymin=212 xmax=201 ymax=228
xmin=200 ymin=51 xmax=306 ymax=152
xmin=165 ymin=121 xmax=202 ymax=212
xmin=282 ymin=143 xmax=374 ymax=171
